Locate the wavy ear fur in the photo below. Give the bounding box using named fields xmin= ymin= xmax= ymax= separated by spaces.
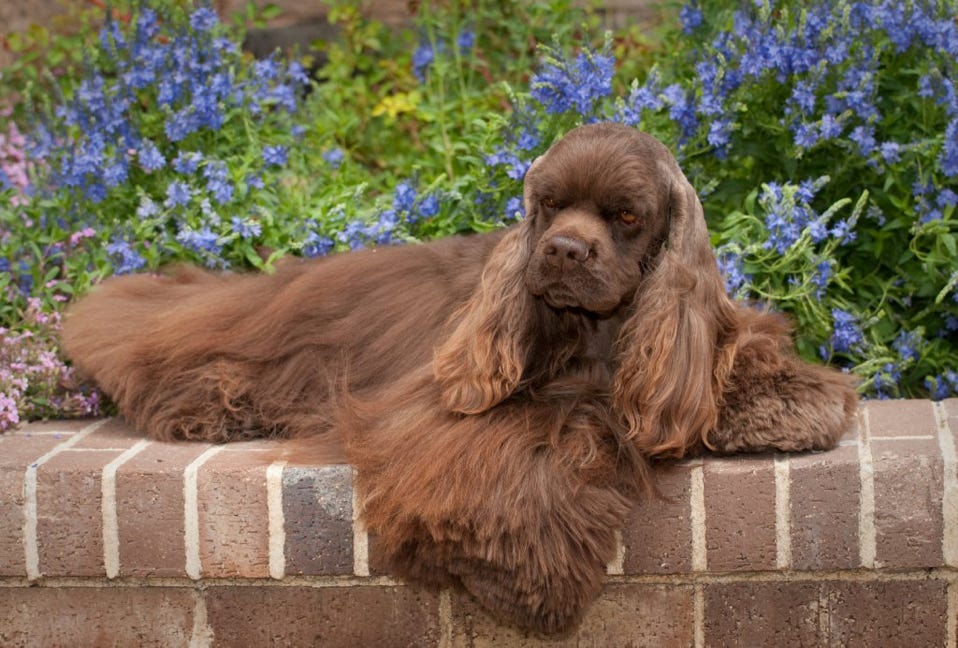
xmin=433 ymin=221 xmax=537 ymax=415
xmin=612 ymin=165 xmax=738 ymax=458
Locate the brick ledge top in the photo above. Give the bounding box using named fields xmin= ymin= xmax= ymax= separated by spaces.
xmin=0 ymin=398 xmax=955 ymax=584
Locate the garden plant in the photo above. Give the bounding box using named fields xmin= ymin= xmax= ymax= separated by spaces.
xmin=0 ymin=0 xmax=956 ymax=432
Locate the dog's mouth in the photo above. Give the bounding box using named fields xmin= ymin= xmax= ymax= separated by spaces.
xmin=533 ymin=283 xmax=624 ymax=318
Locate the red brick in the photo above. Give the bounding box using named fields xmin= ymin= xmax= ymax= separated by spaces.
xmin=704 ymin=455 xmax=776 ymax=572
xmin=205 ymin=585 xmax=441 ymax=647
xmin=450 ymin=583 xmax=694 ymax=647
xmin=705 ymin=580 xmax=820 ymax=647
xmin=72 ymin=417 xmax=145 ymax=449
xmin=37 ymin=449 xmax=120 ymax=577
xmin=825 ymin=580 xmax=948 ymax=646
xmin=789 ymin=445 xmax=860 ymax=570
xmin=623 ymin=463 xmax=693 ymax=574
xmin=866 ymin=399 xmax=937 ymax=438
xmin=871 ymin=438 xmax=944 ymax=568
xmin=116 ymin=441 xmax=213 ymax=577
xmin=705 ymin=579 xmax=947 ymax=647
xmin=282 ymin=465 xmax=353 ymax=575
xmin=0 ymin=435 xmax=68 ymax=576
xmin=0 ymin=586 xmax=196 ymax=646
xmin=198 ymin=451 xmax=270 ymax=578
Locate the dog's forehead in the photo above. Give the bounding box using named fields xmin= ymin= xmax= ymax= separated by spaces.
xmin=557 ymin=123 xmax=673 ymax=159
xmin=531 ymin=126 xmax=672 ymax=203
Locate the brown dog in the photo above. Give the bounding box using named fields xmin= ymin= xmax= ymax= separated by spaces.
xmin=62 ymin=123 xmax=857 ymax=633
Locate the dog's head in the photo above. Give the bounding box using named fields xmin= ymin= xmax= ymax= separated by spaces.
xmin=522 ymin=123 xmax=673 ymax=315
xmin=435 ymin=123 xmax=738 ymax=458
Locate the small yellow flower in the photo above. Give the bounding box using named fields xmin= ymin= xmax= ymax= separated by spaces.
xmin=372 ymin=91 xmax=422 ymax=119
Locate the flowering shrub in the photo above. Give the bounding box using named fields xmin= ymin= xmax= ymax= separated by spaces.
xmin=0 ymin=117 xmax=32 ymax=204
xmin=0 ymin=300 xmax=101 ymax=430
xmin=634 ymin=0 xmax=958 ymax=399
xmin=1 ymin=0 xmax=956 ymax=430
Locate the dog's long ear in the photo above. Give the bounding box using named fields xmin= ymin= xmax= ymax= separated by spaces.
xmin=612 ymin=164 xmax=738 ymax=458
xmin=433 ymin=164 xmax=542 ymax=415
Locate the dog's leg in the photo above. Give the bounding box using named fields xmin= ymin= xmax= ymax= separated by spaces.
xmin=343 ymin=380 xmax=638 ymax=634
xmin=710 ymin=344 xmax=858 ymax=455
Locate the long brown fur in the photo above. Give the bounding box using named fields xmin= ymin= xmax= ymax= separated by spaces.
xmin=61 ymin=123 xmax=857 ymax=633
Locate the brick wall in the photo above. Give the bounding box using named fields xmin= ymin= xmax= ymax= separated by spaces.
xmin=1 ymin=399 xmax=956 ymax=646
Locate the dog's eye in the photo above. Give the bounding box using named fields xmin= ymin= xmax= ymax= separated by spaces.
xmin=541 ymin=197 xmax=557 ymax=210
xmin=618 ymin=211 xmax=639 ymax=226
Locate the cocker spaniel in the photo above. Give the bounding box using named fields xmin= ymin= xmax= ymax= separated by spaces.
xmin=62 ymin=123 xmax=857 ymax=634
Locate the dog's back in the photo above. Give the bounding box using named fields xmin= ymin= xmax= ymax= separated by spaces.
xmin=61 ymin=231 xmax=504 ymax=441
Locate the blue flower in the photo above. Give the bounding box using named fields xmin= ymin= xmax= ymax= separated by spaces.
xmin=393 ymin=181 xmax=417 ymax=213
xmin=262 ymin=145 xmax=288 ymax=167
xmin=504 ymin=196 xmax=525 ymax=221
xmin=189 ymin=8 xmax=218 ymax=32
xmin=203 ymin=160 xmax=233 ymax=204
xmin=707 ymin=118 xmax=733 ymax=156
xmin=486 ymin=149 xmax=531 ymax=180
xmin=85 ymin=183 xmax=107 ymax=203
xmin=286 ymin=61 xmax=309 ymax=87
xmin=872 ymin=363 xmax=902 ymax=400
xmin=792 ymin=121 xmax=819 ymax=149
xmin=457 ymin=29 xmax=475 ymax=53
xmin=176 ymin=226 xmax=223 ymax=265
xmin=412 ymin=42 xmax=435 ymax=82
xmin=302 ymin=231 xmax=334 ymax=257
xmin=617 ymin=76 xmax=664 ymax=126
xmin=811 ymin=259 xmax=832 ymax=298
xmin=136 ymin=197 xmax=160 ymax=219
xmin=716 ymin=248 xmax=750 ymax=297
xmin=829 ymin=218 xmax=856 ymax=244
xmin=230 ymin=216 xmax=261 ymax=239
xmin=938 ymin=189 xmax=958 ymax=208
xmin=789 ymin=79 xmax=817 ymax=115
xmin=818 ymin=113 xmax=843 ymax=140
xmin=515 ymin=127 xmax=540 ymax=151
xmin=880 ymin=141 xmax=901 ymax=164
xmin=849 ymin=125 xmax=877 ymax=156
xmin=893 ymin=329 xmax=923 ymax=363
xmin=530 ymin=44 xmax=614 ymax=116
xmin=807 ymin=219 xmax=829 ymax=243
xmin=138 ymin=139 xmax=165 ymax=172
xmin=924 ymin=376 xmax=953 ymax=401
xmin=338 ymin=219 xmax=373 ymax=250
xmin=829 ymin=308 xmax=864 ymax=354
xmin=323 ymin=148 xmax=345 ymax=169
xmin=106 ymin=237 xmax=146 ymax=275
xmin=165 ymin=181 xmax=193 ymax=208
xmin=173 ymin=151 xmax=202 ymax=175
xmin=15 ymin=259 xmax=33 ymax=294
xmin=418 ymin=193 xmax=440 ymax=219
xmin=941 ymin=119 xmax=958 ymax=177
xmin=165 ymin=109 xmax=198 ymax=142
xmin=102 ymin=159 xmax=129 ymax=188
xmin=680 ymin=4 xmax=704 ymax=34
xmin=661 ymin=83 xmax=698 ymax=140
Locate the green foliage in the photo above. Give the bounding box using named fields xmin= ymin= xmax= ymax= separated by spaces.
xmin=1 ymin=0 xmax=957 ymax=430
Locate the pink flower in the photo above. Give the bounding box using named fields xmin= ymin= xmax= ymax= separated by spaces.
xmin=68 ymin=227 xmax=97 ymax=246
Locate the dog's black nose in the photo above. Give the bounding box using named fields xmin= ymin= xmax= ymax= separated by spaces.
xmin=543 ymin=236 xmax=591 ymax=265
